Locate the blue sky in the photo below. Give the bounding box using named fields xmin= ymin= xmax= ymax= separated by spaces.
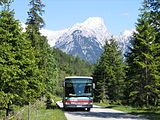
xmin=11 ymin=0 xmax=143 ymax=35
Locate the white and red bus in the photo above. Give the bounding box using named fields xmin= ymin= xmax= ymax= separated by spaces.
xmin=63 ymin=76 xmax=94 ymax=111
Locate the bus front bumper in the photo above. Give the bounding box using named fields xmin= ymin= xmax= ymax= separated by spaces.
xmin=64 ymin=104 xmax=93 ymax=108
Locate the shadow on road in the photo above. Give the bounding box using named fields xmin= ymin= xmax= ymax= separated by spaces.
xmin=67 ymin=110 xmax=145 ymax=120
xmin=57 ymin=101 xmax=147 ymax=120
xmin=64 ymin=108 xmax=87 ymax=112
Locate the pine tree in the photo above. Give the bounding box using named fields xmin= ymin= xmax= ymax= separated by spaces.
xmin=146 ymin=0 xmax=160 ymax=106
xmin=93 ymin=63 xmax=106 ymax=102
xmin=26 ymin=0 xmax=60 ymax=96
xmin=144 ymin=0 xmax=160 ymax=106
xmin=93 ymin=37 xmax=125 ymax=104
xmin=0 ymin=0 xmax=38 ymax=116
xmin=125 ymin=0 xmax=160 ymax=106
xmin=25 ymin=0 xmax=48 ymax=95
xmin=126 ymin=20 xmax=157 ymax=106
xmin=44 ymin=45 xmax=59 ymax=94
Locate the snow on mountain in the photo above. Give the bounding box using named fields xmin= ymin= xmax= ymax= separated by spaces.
xmin=50 ymin=17 xmax=112 ymax=63
xmin=42 ymin=17 xmax=111 ymax=48
xmin=40 ymin=29 xmax=67 ymax=47
xmin=115 ymin=30 xmax=134 ymax=54
xmin=121 ymin=30 xmax=134 ymax=39
xmin=74 ymin=17 xmax=111 ymax=46
xmin=39 ymin=17 xmax=133 ymax=63
xmin=20 ymin=23 xmax=65 ymax=47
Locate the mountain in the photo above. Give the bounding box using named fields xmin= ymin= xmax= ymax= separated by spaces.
xmin=115 ymin=30 xmax=134 ymax=55
xmin=41 ymin=17 xmax=133 ymax=63
xmin=51 ymin=17 xmax=112 ymax=64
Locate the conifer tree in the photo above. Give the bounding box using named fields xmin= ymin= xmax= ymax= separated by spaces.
xmin=25 ymin=0 xmax=47 ymax=94
xmin=146 ymin=0 xmax=159 ymax=40
xmin=125 ymin=0 xmax=160 ymax=106
xmin=0 ymin=0 xmax=38 ymax=116
xmin=93 ymin=63 xmax=106 ymax=102
xmin=126 ymin=19 xmax=158 ymax=106
xmin=44 ymin=46 xmax=59 ymax=94
xmin=26 ymin=0 xmax=58 ymax=95
xmin=145 ymin=0 xmax=160 ymax=106
xmin=93 ymin=37 xmax=125 ymax=104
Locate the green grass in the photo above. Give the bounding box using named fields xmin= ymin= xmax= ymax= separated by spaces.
xmin=94 ymin=103 xmax=160 ymax=120
xmin=15 ymin=107 xmax=66 ymax=120
xmin=0 ymin=96 xmax=67 ymax=120
xmin=13 ymin=102 xmax=66 ymax=120
xmin=13 ymin=97 xmax=67 ymax=120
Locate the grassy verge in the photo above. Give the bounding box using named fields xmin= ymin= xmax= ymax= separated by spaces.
xmin=94 ymin=103 xmax=160 ymax=120
xmin=0 ymin=96 xmax=67 ymax=120
xmin=14 ymin=101 xmax=66 ymax=120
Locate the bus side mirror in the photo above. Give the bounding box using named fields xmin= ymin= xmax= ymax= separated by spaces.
xmin=93 ymin=83 xmax=95 ymax=89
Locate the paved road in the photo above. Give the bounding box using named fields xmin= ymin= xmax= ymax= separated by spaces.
xmin=56 ymin=101 xmax=148 ymax=120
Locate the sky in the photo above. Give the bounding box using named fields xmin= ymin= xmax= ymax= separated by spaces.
xmin=11 ymin=0 xmax=143 ymax=35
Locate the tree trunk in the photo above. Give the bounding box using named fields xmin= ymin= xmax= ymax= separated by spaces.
xmin=5 ymin=103 xmax=10 ymax=120
xmin=28 ymin=102 xmax=30 ymax=120
xmin=146 ymin=94 xmax=149 ymax=107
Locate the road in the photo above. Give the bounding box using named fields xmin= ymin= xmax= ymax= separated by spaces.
xmin=56 ymin=101 xmax=148 ymax=120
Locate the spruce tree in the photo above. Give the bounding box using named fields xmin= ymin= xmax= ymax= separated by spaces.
xmin=93 ymin=37 xmax=125 ymax=104
xmin=146 ymin=0 xmax=160 ymax=106
xmin=93 ymin=63 xmax=106 ymax=102
xmin=126 ymin=19 xmax=158 ymax=106
xmin=25 ymin=0 xmax=47 ymax=94
xmin=144 ymin=0 xmax=160 ymax=106
xmin=26 ymin=0 xmax=59 ymax=96
xmin=125 ymin=0 xmax=160 ymax=106
xmin=0 ymin=0 xmax=38 ymax=116
xmin=44 ymin=45 xmax=59 ymax=94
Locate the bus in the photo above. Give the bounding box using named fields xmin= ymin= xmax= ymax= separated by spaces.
xmin=63 ymin=76 xmax=94 ymax=111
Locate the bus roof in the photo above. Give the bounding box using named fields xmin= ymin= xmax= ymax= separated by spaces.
xmin=65 ymin=76 xmax=93 ymax=79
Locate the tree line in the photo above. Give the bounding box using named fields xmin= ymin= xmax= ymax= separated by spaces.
xmin=0 ymin=0 xmax=159 ymax=118
xmin=52 ymin=48 xmax=94 ymax=76
xmin=0 ymin=0 xmax=93 ymax=117
xmin=93 ymin=0 xmax=160 ymax=107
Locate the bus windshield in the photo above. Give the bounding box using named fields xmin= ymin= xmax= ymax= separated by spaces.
xmin=65 ymin=78 xmax=93 ymax=97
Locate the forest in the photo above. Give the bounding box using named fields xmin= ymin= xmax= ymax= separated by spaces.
xmin=93 ymin=0 xmax=160 ymax=107
xmin=0 ymin=0 xmax=159 ymax=119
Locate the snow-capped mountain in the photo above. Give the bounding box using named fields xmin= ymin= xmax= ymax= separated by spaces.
xmin=40 ymin=29 xmax=67 ymax=47
xmin=53 ymin=17 xmax=112 ymax=63
xmin=115 ymin=30 xmax=134 ymax=55
xmin=53 ymin=17 xmax=111 ymax=48
xmin=41 ymin=17 xmax=133 ymax=63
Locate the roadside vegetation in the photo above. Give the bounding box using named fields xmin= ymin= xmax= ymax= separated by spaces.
xmin=94 ymin=103 xmax=160 ymax=120
xmin=93 ymin=0 xmax=160 ymax=114
xmin=0 ymin=0 xmax=93 ymax=119
xmin=92 ymin=1 xmax=160 ymax=120
xmin=0 ymin=96 xmax=67 ymax=120
xmin=13 ymin=97 xmax=66 ymax=120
